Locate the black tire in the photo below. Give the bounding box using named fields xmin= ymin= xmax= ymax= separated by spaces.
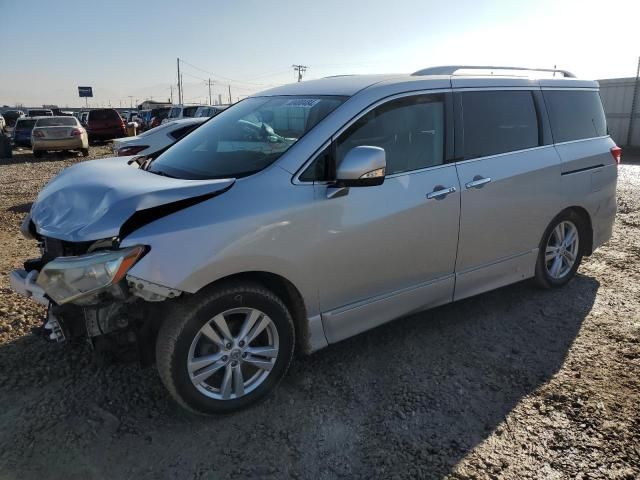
xmin=156 ymin=282 xmax=295 ymax=415
xmin=81 ymin=148 xmax=89 ymax=157
xmin=533 ymin=210 xmax=586 ymax=289
xmin=33 ymin=150 xmax=43 ymax=158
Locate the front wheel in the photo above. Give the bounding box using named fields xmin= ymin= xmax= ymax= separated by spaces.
xmin=156 ymin=282 xmax=295 ymax=414
xmin=534 ymin=211 xmax=585 ymax=289
xmin=81 ymin=148 xmax=89 ymax=157
xmin=33 ymin=150 xmax=43 ymax=158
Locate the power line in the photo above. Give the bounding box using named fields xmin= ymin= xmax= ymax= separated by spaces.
xmin=292 ymin=64 xmax=308 ymax=82
xmin=179 ymin=57 xmax=283 ymax=87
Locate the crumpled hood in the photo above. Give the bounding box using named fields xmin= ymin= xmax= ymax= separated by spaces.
xmin=31 ymin=157 xmax=235 ymax=242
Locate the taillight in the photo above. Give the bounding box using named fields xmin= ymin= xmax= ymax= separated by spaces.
xmin=610 ymin=146 xmax=622 ymax=165
xmin=70 ymin=128 xmax=83 ymax=136
xmin=117 ymin=145 xmax=148 ymax=156
xmin=32 ymin=130 xmax=44 ymax=138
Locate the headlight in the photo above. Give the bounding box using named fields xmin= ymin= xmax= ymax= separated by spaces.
xmin=37 ymin=246 xmax=146 ymax=304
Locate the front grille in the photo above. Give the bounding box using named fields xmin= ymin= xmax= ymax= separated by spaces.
xmin=42 ymin=237 xmax=92 ymax=262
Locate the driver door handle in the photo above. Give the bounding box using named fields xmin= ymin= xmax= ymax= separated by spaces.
xmin=426 ymin=186 xmax=456 ymax=200
xmin=465 ymin=176 xmax=492 ymax=189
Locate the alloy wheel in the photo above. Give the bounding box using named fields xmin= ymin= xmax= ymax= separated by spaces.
xmin=187 ymin=307 xmax=279 ymax=400
xmin=545 ymin=220 xmax=580 ymax=279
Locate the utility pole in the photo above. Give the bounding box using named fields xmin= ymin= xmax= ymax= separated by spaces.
xmin=627 ymin=56 xmax=640 ymax=147
xmin=228 ymin=84 xmax=232 ymax=104
xmin=170 ymin=85 xmax=173 ymax=104
xmin=177 ymin=58 xmax=182 ymax=104
xmin=208 ymin=78 xmax=213 ymax=106
xmin=292 ymin=64 xmax=307 ymax=82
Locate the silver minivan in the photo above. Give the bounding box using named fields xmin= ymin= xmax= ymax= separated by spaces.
xmin=10 ymin=66 xmax=619 ymax=414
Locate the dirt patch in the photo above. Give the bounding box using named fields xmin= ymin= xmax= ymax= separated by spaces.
xmin=0 ymin=149 xmax=638 ymax=479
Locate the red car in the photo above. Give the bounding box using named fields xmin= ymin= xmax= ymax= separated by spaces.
xmin=83 ymin=108 xmax=126 ymax=141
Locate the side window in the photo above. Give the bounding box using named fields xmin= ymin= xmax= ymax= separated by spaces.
xmin=543 ymin=90 xmax=606 ymax=143
xmin=337 ymin=95 xmax=445 ymax=175
xmin=299 ymin=145 xmax=332 ymax=182
xmin=460 ymin=91 xmax=539 ymax=159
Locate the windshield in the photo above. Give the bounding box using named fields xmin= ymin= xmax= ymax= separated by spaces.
xmin=148 ymin=95 xmax=345 ymax=179
xmin=36 ymin=117 xmax=77 ymax=127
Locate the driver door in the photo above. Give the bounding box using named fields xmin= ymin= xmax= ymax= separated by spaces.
xmin=304 ymin=93 xmax=461 ymax=343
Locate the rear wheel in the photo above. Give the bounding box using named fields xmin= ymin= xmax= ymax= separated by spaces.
xmin=156 ymin=282 xmax=295 ymax=415
xmin=33 ymin=150 xmax=43 ymax=158
xmin=81 ymin=148 xmax=89 ymax=157
xmin=534 ymin=210 xmax=585 ymax=289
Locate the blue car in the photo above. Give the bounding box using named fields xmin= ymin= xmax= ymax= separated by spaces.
xmin=11 ymin=117 xmax=39 ymax=148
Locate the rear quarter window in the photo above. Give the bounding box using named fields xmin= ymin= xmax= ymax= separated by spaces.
xmin=459 ymin=90 xmax=539 ymax=159
xmin=543 ymin=90 xmax=606 ymax=143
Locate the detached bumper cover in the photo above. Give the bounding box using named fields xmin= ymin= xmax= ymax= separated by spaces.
xmin=9 ymin=269 xmax=49 ymax=305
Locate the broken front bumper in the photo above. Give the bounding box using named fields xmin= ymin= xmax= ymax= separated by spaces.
xmin=9 ymin=269 xmax=49 ymax=306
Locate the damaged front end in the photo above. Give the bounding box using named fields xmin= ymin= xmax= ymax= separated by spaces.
xmin=9 ymin=156 xmax=235 ymax=362
xmin=10 ymin=230 xmax=182 ymax=363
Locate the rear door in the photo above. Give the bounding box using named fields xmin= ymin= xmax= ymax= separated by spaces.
xmin=453 ymin=89 xmax=561 ymax=300
xmin=304 ymin=92 xmax=461 ymax=343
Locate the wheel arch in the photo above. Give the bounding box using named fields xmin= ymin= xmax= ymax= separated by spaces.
xmin=554 ymin=206 xmax=594 ymax=256
xmin=193 ymin=270 xmax=314 ymax=355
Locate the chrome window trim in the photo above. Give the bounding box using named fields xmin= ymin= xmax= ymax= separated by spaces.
xmin=552 ymin=134 xmax=611 ymax=147
xmin=292 ymin=88 xmax=453 ymax=185
xmin=452 ymin=135 xmax=611 ymax=166
xmin=452 ymin=144 xmax=553 ymax=166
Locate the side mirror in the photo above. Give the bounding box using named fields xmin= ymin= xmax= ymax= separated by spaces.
xmin=336 ymin=146 xmax=386 ymax=187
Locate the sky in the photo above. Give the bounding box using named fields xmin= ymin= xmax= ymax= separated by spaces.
xmin=1 ymin=0 xmax=638 ymax=108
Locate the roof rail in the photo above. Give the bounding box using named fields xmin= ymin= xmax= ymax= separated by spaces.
xmin=412 ymin=65 xmax=576 ymax=78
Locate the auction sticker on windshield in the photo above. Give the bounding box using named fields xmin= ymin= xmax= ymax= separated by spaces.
xmin=283 ymin=98 xmax=321 ymax=108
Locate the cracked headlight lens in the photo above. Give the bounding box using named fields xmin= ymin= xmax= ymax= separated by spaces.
xmin=37 ymin=246 xmax=145 ymax=304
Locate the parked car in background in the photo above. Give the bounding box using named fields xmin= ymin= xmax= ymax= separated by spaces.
xmin=149 ymin=107 xmax=171 ymax=129
xmin=11 ymin=117 xmax=41 ymax=147
xmin=27 ymin=109 xmax=53 ymax=117
xmin=194 ymin=105 xmax=228 ymax=118
xmin=79 ymin=111 xmax=89 ymax=124
xmin=31 ymin=116 xmax=88 ymax=157
xmin=112 ymin=117 xmax=206 ymax=156
xmin=161 ymin=104 xmax=202 ymax=124
xmin=3 ymin=110 xmax=25 ymax=129
xmin=83 ymin=108 xmax=126 ymax=141
xmin=51 ymin=108 xmax=74 ymax=116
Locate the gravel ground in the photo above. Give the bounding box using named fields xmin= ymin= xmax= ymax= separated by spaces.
xmin=0 ymin=146 xmax=638 ymax=480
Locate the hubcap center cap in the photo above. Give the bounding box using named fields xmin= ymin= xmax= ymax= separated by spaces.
xmin=229 ymin=349 xmax=242 ymax=361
